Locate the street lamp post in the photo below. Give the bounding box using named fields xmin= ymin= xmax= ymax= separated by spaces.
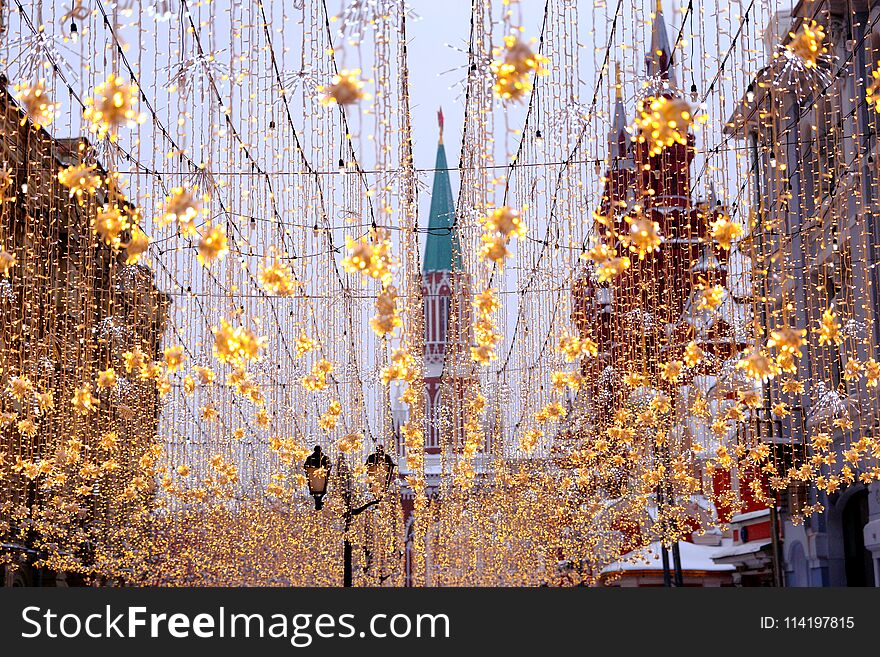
xmin=303 ymin=445 xmax=331 ymax=510
xmin=304 ymin=444 xmax=396 ymax=587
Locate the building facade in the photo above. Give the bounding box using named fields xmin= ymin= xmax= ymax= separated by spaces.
xmin=573 ymin=3 xmax=778 ymax=585
xmin=729 ymin=0 xmax=880 ymax=586
xmin=0 ymin=77 xmax=169 ymax=586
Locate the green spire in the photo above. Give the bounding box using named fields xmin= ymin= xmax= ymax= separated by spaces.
xmin=423 ymin=108 xmax=462 ymax=273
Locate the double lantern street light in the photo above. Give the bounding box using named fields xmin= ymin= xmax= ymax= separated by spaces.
xmin=303 ymin=444 xmax=396 ymax=587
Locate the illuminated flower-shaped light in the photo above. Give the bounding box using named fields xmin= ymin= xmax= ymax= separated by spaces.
xmin=341 ymin=228 xmax=397 ymax=285
xmin=212 ymin=318 xmax=266 ymax=367
xmin=124 ymin=226 xmax=151 ymax=264
xmin=258 ymin=255 xmax=299 ymax=296
xmin=6 ymin=375 xmax=34 ymax=401
xmin=478 ymin=206 xmax=527 ymax=267
xmin=71 ymin=383 xmax=99 ymax=414
xmin=470 ymin=344 xmax=497 ymax=366
xmin=398 ymin=386 xmax=418 ymax=407
xmin=709 ymin=215 xmax=743 ymax=250
xmin=479 ymin=233 xmax=512 ymax=266
xmin=319 ymin=68 xmax=370 ymax=106
xmin=122 ymin=345 xmax=147 ymax=373
xmin=774 ymin=20 xmax=833 ymax=91
xmin=520 ymin=428 xmax=543 ymax=454
xmin=767 ymin=326 xmax=807 ymax=358
xmin=864 ymin=358 xmax=880 ymax=387
xmin=683 ymin=341 xmax=703 ymax=367
xmin=772 ymin=402 xmax=791 ymax=417
xmin=557 ymin=332 xmax=598 ymax=362
xmin=319 ymin=401 xmax=342 ymax=431
xmin=255 ymin=408 xmax=271 ymax=428
xmin=201 ymin=404 xmax=219 ymax=422
xmin=736 ymin=349 xmax=780 ymax=383
xmin=159 ymin=186 xmax=202 ymax=235
xmin=867 ymin=67 xmax=880 ymax=114
xmin=661 ymin=359 xmax=683 ymax=383
xmin=35 ymin=390 xmax=54 ymax=412
xmin=17 ymin=419 xmax=38 ymax=438
xmin=294 ymin=333 xmax=318 ymax=358
xmin=381 ymin=348 xmax=417 ymax=385
xmin=697 ymin=284 xmax=725 ymax=311
xmin=472 ymin=294 xmax=502 ymax=367
xmin=302 ymin=358 xmax=333 ymax=391
xmin=775 ymin=351 xmax=797 ymax=374
xmin=0 ymin=248 xmax=16 ymax=276
xmin=816 ymin=308 xmax=843 ymax=346
xmin=318 ymin=411 xmax=339 ymax=431
xmin=786 ymin=20 xmax=828 ymax=70
xmin=99 ymin=431 xmax=119 ymax=451
xmin=96 ymin=367 xmax=118 ymax=389
xmin=91 ymin=204 xmax=130 ymax=250
xmin=623 ymin=371 xmax=647 ymax=388
xmin=197 ymin=222 xmax=229 ymax=266
xmin=843 ymin=359 xmax=862 ymax=382
xmin=484 ymin=206 xmax=527 ymax=238
xmin=781 ymin=378 xmax=805 ymax=394
xmin=490 ymin=35 xmax=549 ymax=103
xmin=535 ymin=401 xmax=567 ymax=424
xmin=83 ymin=73 xmax=145 ymax=141
xmin=632 ymin=95 xmax=693 ymax=157
xmin=164 ymin=345 xmax=185 ymax=372
xmin=584 ymin=242 xmax=631 ymax=283
xmin=14 ymin=79 xmax=58 ymax=128
xmin=58 ymin=164 xmax=103 ymax=203
xmin=370 ymin=285 xmax=402 ymax=337
xmin=338 ymin=432 xmax=364 ymax=454
xmin=401 ymin=419 xmax=423 ymax=448
xmin=624 ymin=211 xmax=663 ymax=259
xmin=192 ymin=365 xmax=216 ymax=385
xmin=0 ymin=168 xmax=14 ymax=201
xmin=650 ymin=393 xmax=672 ymax=414
xmin=473 ymin=288 xmax=501 ymax=315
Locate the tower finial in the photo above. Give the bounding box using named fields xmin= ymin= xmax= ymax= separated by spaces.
xmin=614 ymin=62 xmax=622 ymax=100
xmin=646 ymin=0 xmax=674 ymax=82
xmin=437 ymin=107 xmax=444 ymax=144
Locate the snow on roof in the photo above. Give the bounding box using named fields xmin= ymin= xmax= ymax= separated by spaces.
xmin=602 ymin=541 xmax=735 ymax=573
xmin=711 ymin=539 xmax=773 ymax=560
xmin=729 ymin=508 xmax=770 ymax=524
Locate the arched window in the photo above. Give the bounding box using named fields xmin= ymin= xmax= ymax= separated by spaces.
xmin=439 ymin=295 xmax=449 ymax=343
xmin=842 ymin=489 xmax=875 ymax=587
xmin=426 ymin=387 xmax=441 ymax=449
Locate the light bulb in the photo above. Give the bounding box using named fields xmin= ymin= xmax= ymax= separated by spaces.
xmin=338 ymin=158 xmax=346 ymax=175
xmin=746 ymin=84 xmax=755 ymax=104
xmin=535 ymin=129 xmax=544 ymax=149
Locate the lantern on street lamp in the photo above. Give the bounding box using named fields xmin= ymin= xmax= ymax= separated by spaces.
xmin=365 ymin=443 xmax=396 ymax=496
xmin=303 ymin=445 xmax=331 ymax=509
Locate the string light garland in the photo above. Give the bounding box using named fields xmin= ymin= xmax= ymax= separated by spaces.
xmin=0 ymin=0 xmax=878 ymax=589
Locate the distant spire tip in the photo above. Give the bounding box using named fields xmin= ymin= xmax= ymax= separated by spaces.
xmin=438 ymin=107 xmax=444 ymax=143
xmin=614 ymin=62 xmax=622 ymax=100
